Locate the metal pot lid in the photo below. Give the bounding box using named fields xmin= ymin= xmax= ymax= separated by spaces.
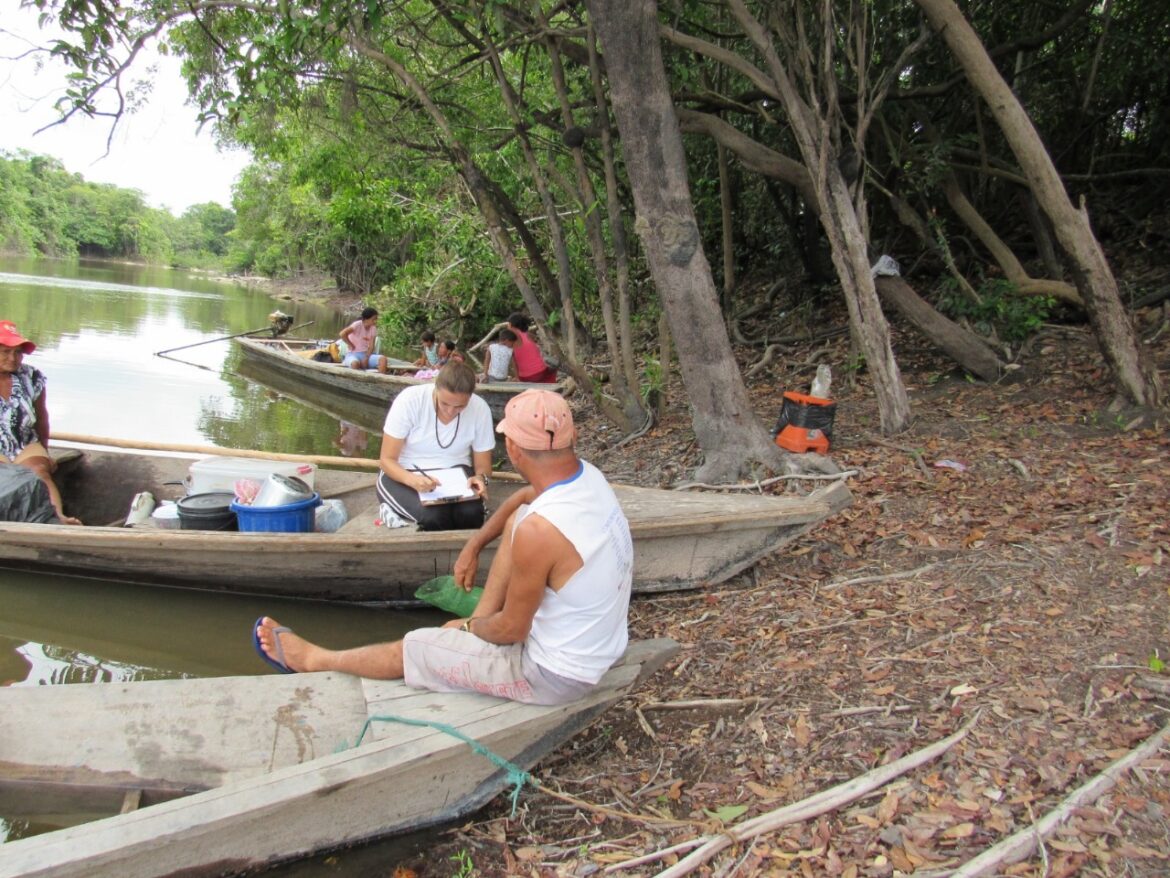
xmin=178 ymin=492 xmax=236 ymax=511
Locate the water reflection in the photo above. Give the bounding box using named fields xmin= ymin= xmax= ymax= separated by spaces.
xmin=0 ymin=257 xmax=349 ymax=451
xmin=0 ymin=571 xmax=443 ymax=684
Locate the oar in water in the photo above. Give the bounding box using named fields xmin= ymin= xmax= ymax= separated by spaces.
xmin=154 ymin=320 xmax=315 ymax=358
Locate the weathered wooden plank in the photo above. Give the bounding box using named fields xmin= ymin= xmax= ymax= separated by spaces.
xmin=0 ymin=639 xmax=679 ymax=878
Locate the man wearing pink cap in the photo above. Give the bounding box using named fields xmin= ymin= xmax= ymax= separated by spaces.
xmin=0 ymin=321 xmax=81 ymax=524
xmin=256 ymin=390 xmax=633 ymax=705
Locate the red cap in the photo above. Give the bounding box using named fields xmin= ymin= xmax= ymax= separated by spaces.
xmin=496 ymin=390 xmax=575 ymax=450
xmin=0 ymin=321 xmax=35 ymax=353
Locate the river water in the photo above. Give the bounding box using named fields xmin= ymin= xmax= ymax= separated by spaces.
xmin=0 ymin=259 xmax=447 ymax=868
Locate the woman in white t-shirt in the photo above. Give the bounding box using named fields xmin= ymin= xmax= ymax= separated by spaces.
xmin=376 ymin=362 xmax=496 ymax=530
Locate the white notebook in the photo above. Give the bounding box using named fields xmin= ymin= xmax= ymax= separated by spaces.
xmin=417 ymin=467 xmax=476 ymax=505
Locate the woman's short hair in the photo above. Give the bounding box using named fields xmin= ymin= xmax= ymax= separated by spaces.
xmin=435 ymin=361 xmax=477 ymax=395
xmin=360 ymin=306 xmax=379 ymax=320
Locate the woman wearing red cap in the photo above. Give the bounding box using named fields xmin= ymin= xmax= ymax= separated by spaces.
xmin=0 ymin=321 xmax=81 ymax=524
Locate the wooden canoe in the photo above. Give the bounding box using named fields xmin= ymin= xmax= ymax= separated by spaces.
xmin=0 ymin=447 xmax=850 ymax=605
xmin=0 ymin=638 xmax=678 ymax=877
xmin=234 ymin=336 xmax=569 ymax=420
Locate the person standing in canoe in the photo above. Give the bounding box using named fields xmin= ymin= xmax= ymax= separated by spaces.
xmin=255 ymin=389 xmax=633 ymax=706
xmin=0 ymin=321 xmax=81 ymax=524
xmin=339 ymin=307 xmax=388 ymax=373
xmin=374 ymin=361 xmax=494 ymax=531
xmin=507 ymin=313 xmax=558 ymax=383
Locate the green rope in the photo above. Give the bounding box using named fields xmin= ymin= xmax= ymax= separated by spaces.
xmin=340 ymin=714 xmax=534 ymax=815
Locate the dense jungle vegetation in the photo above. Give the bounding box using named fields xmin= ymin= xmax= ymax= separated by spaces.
xmin=17 ymin=0 xmax=1169 ymax=477
xmin=0 ymin=150 xmax=236 ymax=268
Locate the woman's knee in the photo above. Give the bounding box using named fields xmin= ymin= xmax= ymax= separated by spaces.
xmin=450 ymin=501 xmax=485 ymax=530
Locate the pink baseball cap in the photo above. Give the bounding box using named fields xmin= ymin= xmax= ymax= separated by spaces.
xmin=496 ymin=390 xmax=575 ymax=450
xmin=0 ymin=321 xmax=35 ymax=353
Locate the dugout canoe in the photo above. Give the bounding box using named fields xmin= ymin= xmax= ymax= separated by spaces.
xmin=0 ymin=637 xmax=678 ymax=878
xmin=0 ymin=446 xmax=851 ymax=605
xmin=234 ymin=336 xmax=569 ymax=420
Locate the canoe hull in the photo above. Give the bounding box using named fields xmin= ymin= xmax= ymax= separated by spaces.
xmin=0 ymin=449 xmax=850 ymax=605
xmin=0 ymin=639 xmax=679 ymax=878
xmin=234 ymin=336 xmax=568 ymax=420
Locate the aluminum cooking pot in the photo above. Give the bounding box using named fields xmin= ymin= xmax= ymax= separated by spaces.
xmin=251 ymin=473 xmax=315 ymax=508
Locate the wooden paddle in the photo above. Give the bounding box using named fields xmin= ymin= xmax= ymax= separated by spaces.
xmin=52 ymin=433 xmax=382 ymax=470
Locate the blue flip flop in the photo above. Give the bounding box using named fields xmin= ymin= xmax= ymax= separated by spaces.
xmin=252 ymin=616 xmax=296 ymax=674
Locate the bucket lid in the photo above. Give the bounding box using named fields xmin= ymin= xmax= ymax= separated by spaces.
xmin=178 ymin=492 xmax=236 ymax=512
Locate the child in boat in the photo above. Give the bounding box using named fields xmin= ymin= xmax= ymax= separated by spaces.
xmin=339 ymin=307 xmax=388 ymax=373
xmin=480 ymin=328 xmax=518 ymax=383
xmin=507 ymin=313 xmax=557 ymax=383
xmin=412 ymin=330 xmax=439 ymax=367
xmin=436 ymin=339 xmax=464 ymax=366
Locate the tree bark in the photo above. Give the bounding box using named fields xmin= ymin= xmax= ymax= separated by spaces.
xmin=725 ymin=0 xmax=912 ymax=435
xmin=586 ymin=0 xmax=789 ymax=481
xmin=915 ymin=0 xmax=1164 ymax=408
xmin=875 ymin=276 xmax=1008 ymax=383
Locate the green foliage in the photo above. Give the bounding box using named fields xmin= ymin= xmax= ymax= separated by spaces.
xmin=0 ymin=150 xmax=232 ymax=267
xmin=937 ymin=279 xmax=1055 ymax=343
xmin=449 ymin=849 xmax=474 ymax=878
xmin=1149 ymin=652 xmax=1165 ymax=674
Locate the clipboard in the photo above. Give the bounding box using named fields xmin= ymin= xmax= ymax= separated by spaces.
xmin=417 ymin=467 xmax=477 ymax=505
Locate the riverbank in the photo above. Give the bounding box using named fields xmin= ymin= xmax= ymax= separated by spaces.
xmin=387 ymin=307 xmax=1170 ymax=876
xmin=214 ymin=269 xmax=364 ymax=314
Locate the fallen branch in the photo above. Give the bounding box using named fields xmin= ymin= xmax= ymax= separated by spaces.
xmin=949 ymin=721 xmax=1170 ymax=877
xmin=604 ymin=713 xmax=979 ymax=876
xmin=745 ymin=343 xmax=780 ymax=378
xmin=674 ymin=470 xmax=857 ymax=492
xmin=641 ymin=697 xmax=764 ymax=712
xmin=822 ymin=562 xmax=941 ymax=591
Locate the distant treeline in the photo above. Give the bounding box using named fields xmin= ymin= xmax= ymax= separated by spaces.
xmin=0 ymin=150 xmax=236 ymax=269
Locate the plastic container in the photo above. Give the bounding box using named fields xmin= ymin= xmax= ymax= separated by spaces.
xmin=231 ymin=494 xmax=321 ymax=533
xmin=177 ymin=492 xmax=238 ymax=531
xmin=772 ymin=391 xmax=837 ymax=454
xmin=414 ymin=575 xmax=483 ymax=616
xmin=150 ymin=502 xmax=181 ymax=529
xmin=187 ymin=457 xmax=316 ymax=495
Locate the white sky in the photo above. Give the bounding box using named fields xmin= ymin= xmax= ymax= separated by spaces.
xmin=0 ymin=2 xmax=251 ymax=214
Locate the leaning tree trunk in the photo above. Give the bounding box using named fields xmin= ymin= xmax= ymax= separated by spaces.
xmin=875 ymin=276 xmax=1009 ymax=383
xmin=586 ymin=0 xmax=791 ymax=482
xmin=915 ymin=0 xmax=1164 ymax=409
xmin=726 ymin=0 xmax=912 ymax=435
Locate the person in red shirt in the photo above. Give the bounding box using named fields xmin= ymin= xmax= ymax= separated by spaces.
xmin=507 ymin=313 xmax=557 ymax=383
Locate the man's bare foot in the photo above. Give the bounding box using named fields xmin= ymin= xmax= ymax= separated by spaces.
xmin=255 ymin=616 xmax=322 ymax=673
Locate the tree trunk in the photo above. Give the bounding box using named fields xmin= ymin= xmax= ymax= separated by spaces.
xmin=915 ymin=0 xmax=1164 ymax=408
xmin=726 ymin=0 xmax=911 ymax=435
xmin=875 ymin=276 xmax=1009 ymax=383
xmin=586 ymin=0 xmax=790 ymax=482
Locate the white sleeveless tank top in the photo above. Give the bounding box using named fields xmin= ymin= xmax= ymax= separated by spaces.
xmin=516 ymin=460 xmax=632 ymax=683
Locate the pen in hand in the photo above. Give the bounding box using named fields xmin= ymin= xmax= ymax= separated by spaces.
xmin=411 ymin=466 xmax=437 ymax=492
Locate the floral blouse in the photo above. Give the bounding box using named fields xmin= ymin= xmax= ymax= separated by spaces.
xmin=1 ymin=364 xmax=46 ymax=459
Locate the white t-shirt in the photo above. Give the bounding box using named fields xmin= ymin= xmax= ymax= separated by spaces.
xmin=383 ymin=383 xmax=495 ymax=470
xmin=517 ymin=460 xmax=632 ymax=684
xmin=486 ymin=342 xmax=514 ymax=381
